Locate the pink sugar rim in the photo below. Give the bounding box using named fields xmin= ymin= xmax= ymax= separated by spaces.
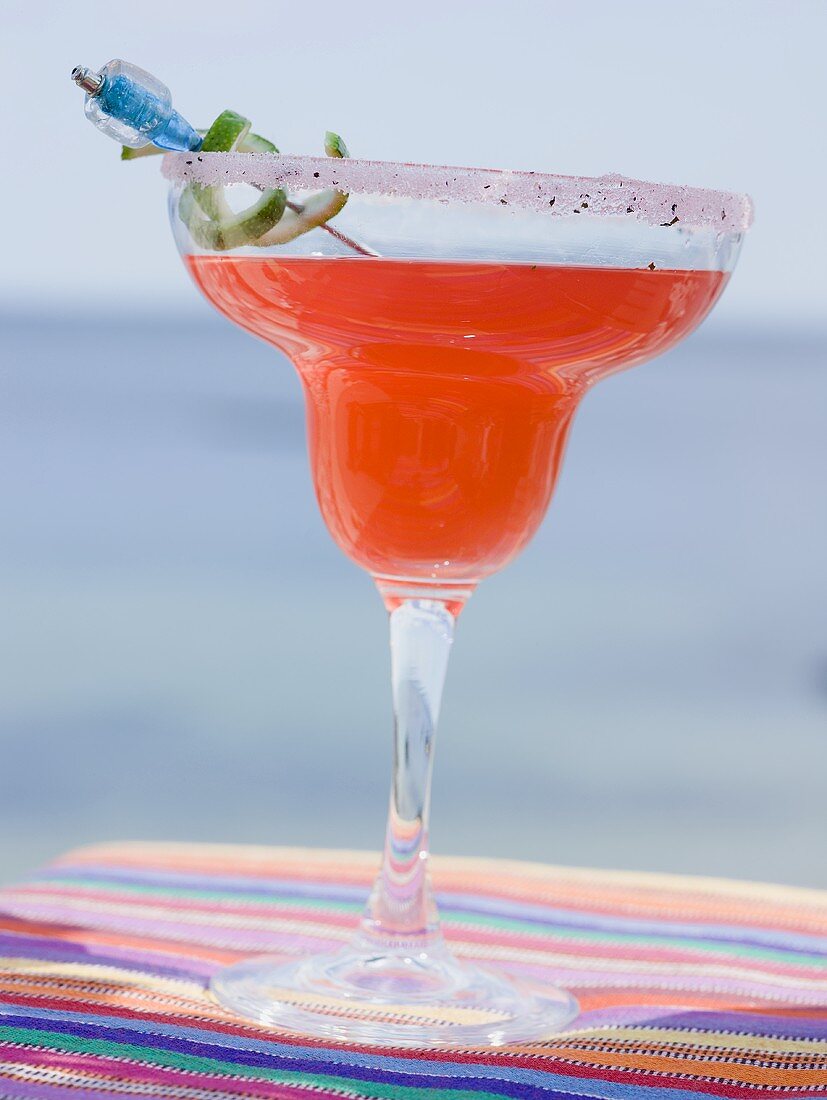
xmin=162 ymin=153 xmax=753 ymax=232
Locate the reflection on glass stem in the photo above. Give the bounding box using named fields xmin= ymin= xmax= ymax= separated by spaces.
xmin=359 ymin=599 xmax=454 ymax=951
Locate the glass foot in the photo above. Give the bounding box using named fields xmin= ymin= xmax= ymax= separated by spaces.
xmin=210 ymin=943 xmax=578 ymax=1047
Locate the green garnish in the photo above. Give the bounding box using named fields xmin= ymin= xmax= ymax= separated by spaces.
xmin=121 ymin=142 xmax=181 ymax=160
xmin=123 ymin=111 xmax=350 ymax=250
xmin=190 ymin=110 xmax=286 ymax=235
xmin=240 ymin=132 xmax=278 ymax=154
xmin=179 ymin=185 xmax=287 ymax=251
xmin=256 ymin=131 xmax=350 ymax=245
xmin=255 ymin=190 xmax=348 ymax=246
xmin=179 ymin=110 xmax=285 ymax=245
xmin=324 ymin=131 xmax=349 ymax=159
xmin=200 ymin=109 xmax=252 ymax=153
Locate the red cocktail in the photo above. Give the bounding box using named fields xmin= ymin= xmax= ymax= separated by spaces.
xmin=188 ymin=256 xmax=725 ymax=593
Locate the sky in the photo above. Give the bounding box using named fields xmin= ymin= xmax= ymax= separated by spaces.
xmin=1 ymin=0 xmax=825 ymax=325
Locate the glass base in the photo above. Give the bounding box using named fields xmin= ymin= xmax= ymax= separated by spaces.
xmin=210 ymin=943 xmax=578 ymax=1047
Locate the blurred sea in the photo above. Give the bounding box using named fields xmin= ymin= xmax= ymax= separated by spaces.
xmin=0 ymin=312 xmax=825 ymax=888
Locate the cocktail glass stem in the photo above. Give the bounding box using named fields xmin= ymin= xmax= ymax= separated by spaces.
xmin=209 ymin=586 xmax=575 ymax=1039
xmin=357 ymin=598 xmax=454 ymax=954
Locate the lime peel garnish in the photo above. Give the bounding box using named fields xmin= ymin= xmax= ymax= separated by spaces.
xmin=256 ymin=131 xmax=350 ymax=246
xmin=324 ymin=131 xmax=349 ymax=159
xmin=177 ymin=111 xmax=286 ymax=248
xmin=179 ymin=186 xmax=287 ymax=251
xmin=192 ymin=111 xmax=273 ymax=226
xmin=257 ymin=190 xmax=348 ymax=246
xmin=127 ymin=110 xmax=351 ymax=250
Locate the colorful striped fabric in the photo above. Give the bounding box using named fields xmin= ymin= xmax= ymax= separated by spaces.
xmin=0 ymin=842 xmax=824 ymax=1098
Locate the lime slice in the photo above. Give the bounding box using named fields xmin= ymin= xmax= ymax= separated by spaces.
xmin=240 ymin=133 xmax=278 ymax=154
xmin=200 ymin=110 xmax=251 ymax=153
xmin=324 ymin=131 xmax=349 ymax=158
xmin=257 ymin=130 xmax=350 ymax=245
xmin=180 ymin=186 xmax=286 ymax=251
xmin=178 ymin=110 xmax=286 ymax=248
xmin=121 ymin=143 xmax=169 ymax=160
xmin=256 ymin=191 xmax=348 ymax=246
xmin=168 ymin=114 xmax=352 ymax=250
xmin=195 ymin=111 xmax=252 ymax=220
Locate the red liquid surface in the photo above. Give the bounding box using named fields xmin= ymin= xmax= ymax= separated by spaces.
xmin=187 ymin=257 xmax=726 ymax=584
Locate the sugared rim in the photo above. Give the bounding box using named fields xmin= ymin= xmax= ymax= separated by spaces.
xmin=162 ymin=153 xmax=753 ymax=232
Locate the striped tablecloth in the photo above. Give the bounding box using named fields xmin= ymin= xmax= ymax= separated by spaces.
xmin=0 ymin=842 xmax=824 ymax=1098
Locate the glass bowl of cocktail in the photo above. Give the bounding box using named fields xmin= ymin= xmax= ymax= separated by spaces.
xmin=164 ymin=150 xmax=751 ymax=1046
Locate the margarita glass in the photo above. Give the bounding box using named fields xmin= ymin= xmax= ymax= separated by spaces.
xmin=164 ymin=153 xmax=751 ymax=1046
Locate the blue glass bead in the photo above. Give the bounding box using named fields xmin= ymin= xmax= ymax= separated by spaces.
xmin=83 ymin=59 xmax=201 ymax=152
